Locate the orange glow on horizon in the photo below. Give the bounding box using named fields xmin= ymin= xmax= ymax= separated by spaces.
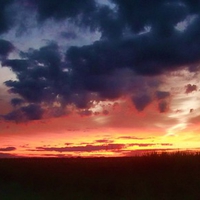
xmin=1 ymin=87 xmax=200 ymax=158
xmin=1 ymin=119 xmax=200 ymax=158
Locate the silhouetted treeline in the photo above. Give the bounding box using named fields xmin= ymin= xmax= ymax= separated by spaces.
xmin=0 ymin=152 xmax=200 ymax=200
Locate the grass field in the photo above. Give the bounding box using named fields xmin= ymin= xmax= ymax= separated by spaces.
xmin=0 ymin=152 xmax=200 ymax=200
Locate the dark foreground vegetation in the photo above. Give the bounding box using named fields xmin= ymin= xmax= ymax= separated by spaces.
xmin=0 ymin=152 xmax=200 ymax=200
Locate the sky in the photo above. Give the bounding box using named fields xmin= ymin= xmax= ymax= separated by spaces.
xmin=1 ymin=0 xmax=200 ymax=158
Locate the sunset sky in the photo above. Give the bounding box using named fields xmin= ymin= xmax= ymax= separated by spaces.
xmin=1 ymin=0 xmax=200 ymax=158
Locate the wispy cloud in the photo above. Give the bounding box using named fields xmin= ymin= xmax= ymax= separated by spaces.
xmin=117 ymin=136 xmax=150 ymax=140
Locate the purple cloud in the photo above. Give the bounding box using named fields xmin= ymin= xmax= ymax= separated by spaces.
xmin=185 ymin=84 xmax=197 ymax=94
xmin=35 ymin=143 xmax=125 ymax=152
xmin=0 ymin=147 xmax=16 ymax=151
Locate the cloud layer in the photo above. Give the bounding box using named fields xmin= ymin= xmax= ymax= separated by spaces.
xmin=2 ymin=0 xmax=200 ymax=121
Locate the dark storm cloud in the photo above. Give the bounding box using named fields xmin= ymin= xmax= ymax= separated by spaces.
xmin=158 ymin=101 xmax=168 ymax=113
xmin=65 ymin=29 xmax=200 ymax=79
xmin=10 ymin=98 xmax=24 ymax=107
xmin=30 ymin=0 xmax=187 ymax=40
xmin=0 ymin=40 xmax=14 ymax=58
xmin=3 ymin=110 xmax=22 ymax=122
xmin=156 ymin=91 xmax=170 ymax=100
xmin=155 ymin=91 xmax=170 ymax=113
xmin=4 ymin=104 xmax=43 ymax=121
xmin=0 ymin=147 xmax=16 ymax=151
xmin=0 ymin=0 xmax=15 ymax=34
xmin=60 ymin=31 xmax=77 ymax=40
xmin=4 ymin=0 xmax=200 ymax=121
xmin=4 ymin=43 xmax=64 ymax=104
xmin=64 ymin=0 xmax=200 ymax=75
xmin=132 ymin=95 xmax=152 ymax=111
xmin=2 ymin=59 xmax=29 ymax=73
xmin=29 ymin=0 xmax=121 ymax=39
xmin=21 ymin=104 xmax=43 ymax=120
xmin=33 ymin=0 xmax=96 ymax=23
xmin=112 ymin=0 xmax=187 ymax=33
xmin=4 ymin=42 xmax=156 ymax=121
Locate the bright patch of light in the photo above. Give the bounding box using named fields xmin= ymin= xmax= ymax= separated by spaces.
xmin=175 ymin=15 xmax=197 ymax=32
xmin=166 ymin=123 xmax=187 ymax=136
xmin=89 ymin=99 xmax=122 ymax=113
xmin=160 ymin=68 xmax=200 ymax=137
xmin=138 ymin=26 xmax=152 ymax=35
xmin=96 ymin=0 xmax=116 ymax=9
xmin=0 ymin=64 xmax=17 ymax=85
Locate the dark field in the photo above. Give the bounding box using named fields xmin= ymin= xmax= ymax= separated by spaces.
xmin=0 ymin=152 xmax=200 ymax=200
